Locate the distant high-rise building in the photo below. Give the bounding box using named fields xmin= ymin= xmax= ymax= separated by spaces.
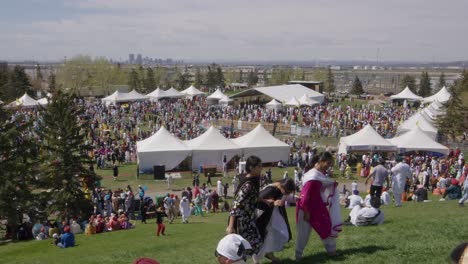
xmin=136 ymin=54 xmax=142 ymax=65
xmin=129 ymin=54 xmax=135 ymax=64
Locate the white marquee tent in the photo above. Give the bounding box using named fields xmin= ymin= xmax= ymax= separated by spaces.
xmin=127 ymin=90 xmax=149 ymax=101
xmin=207 ymin=89 xmax=227 ymax=104
xmin=164 ymin=87 xmax=185 ymax=98
xmin=265 ymin=99 xmax=283 ymax=111
xmin=230 ymin=84 xmax=325 ymax=104
xmin=231 ymin=124 xmax=290 ymax=163
xmin=298 ymin=94 xmax=320 ymax=106
xmin=185 ymin=126 xmax=241 ymax=170
xmin=147 ymin=88 xmax=167 ymax=101
xmin=6 ymin=93 xmax=40 ymax=108
xmin=397 ymin=111 xmax=438 ymax=140
xmin=137 ymin=126 xmax=191 ymax=172
xmin=219 ymin=95 xmax=233 ymax=105
xmin=284 ymin=97 xmax=300 ymax=107
xmin=390 ymin=86 xmax=422 ymax=101
xmin=423 ymin=86 xmax=451 ymax=104
xmin=181 ymin=85 xmax=205 ymax=98
xmin=338 ymin=124 xmax=397 ymax=154
xmin=388 ymin=126 xmax=449 ymax=156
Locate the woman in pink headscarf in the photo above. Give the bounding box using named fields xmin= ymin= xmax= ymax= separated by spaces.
xmin=295 ymin=151 xmax=342 ymax=261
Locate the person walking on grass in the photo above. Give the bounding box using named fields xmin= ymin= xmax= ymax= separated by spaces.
xmin=226 ymin=156 xmax=264 ymax=260
xmin=391 ymin=156 xmax=412 ymax=207
xmin=179 ymin=196 xmax=190 ymax=223
xmin=155 ymin=207 xmax=166 ymax=236
xmin=365 ymin=158 xmax=390 ymax=199
xmin=295 ymin=152 xmax=342 ymax=261
xmin=113 ymin=164 xmax=118 ymax=181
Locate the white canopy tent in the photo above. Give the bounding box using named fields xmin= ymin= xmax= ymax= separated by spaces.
xmin=390 ymin=86 xmax=422 ymax=101
xmin=164 ymin=87 xmax=185 ymax=98
xmin=338 ymin=124 xmax=397 ymax=154
xmin=397 ymin=111 xmax=438 ymax=140
xmin=127 ymin=90 xmax=149 ymax=101
xmin=298 ymin=94 xmax=320 ymax=106
xmin=147 ymin=88 xmax=167 ymax=101
xmin=181 ymin=85 xmax=205 ymax=98
xmin=102 ymin=90 xmax=149 ymax=105
xmin=207 ymin=89 xmax=227 ymax=104
xmin=230 ymin=84 xmax=325 ymax=104
xmin=102 ymin=91 xmax=126 ymax=105
xmin=231 ymin=124 xmax=290 ymax=163
xmin=137 ymin=127 xmax=191 ymax=172
xmin=284 ymin=97 xmax=300 ymax=107
xmin=219 ymin=95 xmax=233 ymax=105
xmin=388 ymin=126 xmax=449 ymax=156
xmin=265 ymin=99 xmax=283 ymax=111
xmin=185 ymin=126 xmax=241 ymax=170
xmin=423 ymin=86 xmax=451 ymax=104
xmin=6 ymin=93 xmax=40 ymax=108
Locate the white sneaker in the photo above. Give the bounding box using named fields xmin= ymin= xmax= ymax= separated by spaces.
xmin=439 ymin=198 xmax=446 ymax=201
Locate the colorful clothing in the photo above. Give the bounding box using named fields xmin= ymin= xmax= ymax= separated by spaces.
xmin=230 ymin=176 xmax=263 ymax=255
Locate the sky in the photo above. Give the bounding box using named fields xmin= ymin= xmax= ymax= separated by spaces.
xmin=1 ymin=0 xmax=467 ymax=62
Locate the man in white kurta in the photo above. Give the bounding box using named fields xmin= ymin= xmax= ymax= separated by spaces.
xmin=179 ymin=197 xmax=191 ymax=223
xmin=217 ymin=179 xmax=223 ymax=196
xmin=390 ymin=158 xmax=412 ymax=207
xmin=349 ymin=197 xmax=384 ymax=226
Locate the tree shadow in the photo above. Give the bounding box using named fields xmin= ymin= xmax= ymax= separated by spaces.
xmin=280 ymin=245 xmax=394 ymax=263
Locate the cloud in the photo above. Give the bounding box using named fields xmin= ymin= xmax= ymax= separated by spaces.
xmin=1 ymin=0 xmax=467 ymax=61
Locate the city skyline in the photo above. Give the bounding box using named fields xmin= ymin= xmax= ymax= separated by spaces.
xmin=1 ymin=0 xmax=468 ymax=62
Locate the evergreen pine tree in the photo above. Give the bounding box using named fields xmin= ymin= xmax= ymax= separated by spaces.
xmin=194 ymin=68 xmax=204 ymax=88
xmin=400 ymin=74 xmax=417 ymax=93
xmin=351 ymin=76 xmax=364 ymax=95
xmin=145 ymin=67 xmax=156 ymax=92
xmin=38 ymin=91 xmax=97 ymax=219
xmin=205 ymin=65 xmax=217 ymax=91
xmin=128 ymin=69 xmax=140 ymax=90
xmin=0 ymin=107 xmax=42 ymax=234
xmin=48 ymin=73 xmax=57 ymax=92
xmin=436 ymin=70 xmax=468 ymax=140
xmin=325 ymin=67 xmax=335 ymax=95
xmin=418 ymin=71 xmax=432 ymax=97
xmin=437 ymin=72 xmax=446 ymax=91
xmin=215 ymin=66 xmax=225 ymax=88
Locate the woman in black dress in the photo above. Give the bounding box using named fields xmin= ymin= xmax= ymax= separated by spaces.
xmin=226 ymin=155 xmax=266 ymax=257
xmin=254 ymin=178 xmax=295 ymax=263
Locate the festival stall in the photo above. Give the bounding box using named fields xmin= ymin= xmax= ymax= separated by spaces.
xmin=231 ymin=124 xmax=290 ymax=163
xmin=137 ymin=126 xmax=191 ymax=172
xmin=390 ymin=86 xmax=422 ymax=101
xmin=185 ymin=126 xmax=241 ymax=170
xmin=388 ymin=126 xmax=449 ymax=156
xmin=422 ymin=86 xmax=451 ymax=104
xmin=338 ymin=124 xmax=397 ymax=154
xmin=5 ymin=93 xmax=40 ymax=108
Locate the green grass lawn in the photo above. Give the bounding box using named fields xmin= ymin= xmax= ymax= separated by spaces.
xmin=1 ymin=197 xmax=466 ymax=264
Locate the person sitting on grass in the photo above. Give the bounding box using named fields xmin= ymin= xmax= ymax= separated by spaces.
xmin=440 ymin=179 xmax=462 ymax=201
xmin=345 ymin=196 xmax=384 ymax=226
xmin=57 ymin=225 xmax=75 ymax=248
xmin=347 ymin=190 xmax=364 ymax=209
xmin=381 ymin=187 xmax=391 ymax=205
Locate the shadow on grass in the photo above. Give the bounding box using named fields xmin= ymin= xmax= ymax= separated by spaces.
xmin=281 ymin=245 xmax=394 ymax=263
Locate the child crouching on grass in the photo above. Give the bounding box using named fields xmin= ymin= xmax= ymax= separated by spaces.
xmin=156 ymin=207 xmax=166 ymax=236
